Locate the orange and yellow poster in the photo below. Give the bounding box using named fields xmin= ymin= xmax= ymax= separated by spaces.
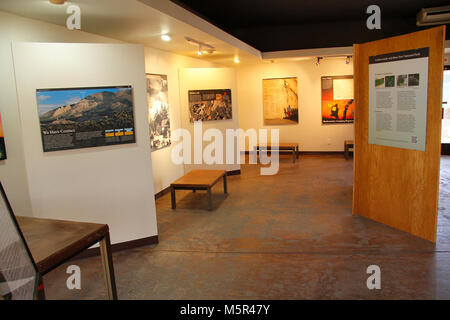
xmin=0 ymin=112 xmax=6 ymax=160
xmin=321 ymin=75 xmax=354 ymax=124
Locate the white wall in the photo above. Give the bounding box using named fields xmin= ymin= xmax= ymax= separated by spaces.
xmin=144 ymin=47 xmax=219 ymax=194
xmin=12 ymin=42 xmax=157 ymax=244
xmin=237 ymin=58 xmax=354 ymax=151
xmin=179 ymin=68 xmax=241 ymax=172
xmin=0 ymin=11 xmax=121 ymax=216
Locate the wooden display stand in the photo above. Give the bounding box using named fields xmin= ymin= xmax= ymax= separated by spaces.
xmin=353 ymin=26 xmax=445 ymax=242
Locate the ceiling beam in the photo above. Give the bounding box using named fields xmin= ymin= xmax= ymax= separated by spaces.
xmin=138 ymin=0 xmax=262 ymax=59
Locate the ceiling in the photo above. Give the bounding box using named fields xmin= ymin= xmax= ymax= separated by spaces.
xmin=1 ymin=0 xmax=448 ymax=64
xmin=0 ymin=0 xmax=261 ymax=66
xmin=171 ymin=0 xmax=450 ymax=52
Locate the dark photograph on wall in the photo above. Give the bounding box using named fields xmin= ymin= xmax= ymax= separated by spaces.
xmin=262 ymin=77 xmax=299 ymax=125
xmin=146 ymin=74 xmax=171 ymax=152
xmin=321 ymin=75 xmax=354 ymax=124
xmin=0 ymin=113 xmax=6 ymax=160
xmin=188 ymin=89 xmax=232 ymax=122
xmin=36 ymin=86 xmax=135 ymax=152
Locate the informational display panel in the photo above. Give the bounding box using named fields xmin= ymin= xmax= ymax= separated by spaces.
xmin=188 ymin=89 xmax=232 ymax=122
xmin=321 ymin=75 xmax=354 ymax=124
xmin=0 ymin=113 xmax=6 ymax=160
xmin=146 ymin=74 xmax=171 ymax=152
xmin=368 ymin=48 xmax=429 ymax=151
xmin=36 ymin=86 xmax=136 ymax=152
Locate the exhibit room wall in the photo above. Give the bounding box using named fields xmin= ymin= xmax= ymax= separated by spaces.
xmin=11 ymin=42 xmax=158 ymax=244
xmin=0 ymin=11 xmax=122 ymax=216
xmin=179 ymin=68 xmax=241 ymax=172
xmin=144 ymin=48 xmax=219 ymax=194
xmin=237 ymin=58 xmax=355 ymax=151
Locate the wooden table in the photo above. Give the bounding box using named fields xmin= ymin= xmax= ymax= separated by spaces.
xmin=170 ymin=170 xmax=227 ymax=211
xmin=254 ymin=143 xmax=299 ymax=163
xmin=17 ymin=216 xmax=117 ymax=300
xmin=344 ymin=140 xmax=354 ymax=160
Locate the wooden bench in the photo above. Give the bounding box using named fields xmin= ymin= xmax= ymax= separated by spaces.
xmin=253 ymin=142 xmax=299 ymax=163
xmin=344 ymin=140 xmax=354 ymax=160
xmin=170 ymin=170 xmax=227 ymax=211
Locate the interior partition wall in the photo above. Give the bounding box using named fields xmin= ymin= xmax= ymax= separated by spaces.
xmin=353 ymin=26 xmax=445 ymax=242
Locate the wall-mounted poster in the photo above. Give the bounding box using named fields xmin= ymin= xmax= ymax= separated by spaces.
xmin=0 ymin=113 xmax=6 ymax=160
xmin=146 ymin=74 xmax=171 ymax=152
xmin=36 ymin=86 xmax=135 ymax=152
xmin=262 ymin=77 xmax=299 ymax=125
xmin=368 ymin=48 xmax=429 ymax=151
xmin=321 ymin=75 xmax=354 ymax=124
xmin=188 ymin=89 xmax=232 ymax=122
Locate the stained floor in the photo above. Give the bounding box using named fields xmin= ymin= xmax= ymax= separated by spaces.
xmin=43 ymin=155 xmax=450 ymax=299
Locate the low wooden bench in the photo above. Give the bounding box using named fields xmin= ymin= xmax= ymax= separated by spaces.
xmin=253 ymin=142 xmax=299 ymax=163
xmin=344 ymin=140 xmax=354 ymax=160
xmin=170 ymin=170 xmax=227 ymax=211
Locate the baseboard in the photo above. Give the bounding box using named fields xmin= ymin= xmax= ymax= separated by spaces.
xmin=240 ymin=151 xmax=344 ymax=155
xmin=226 ymin=169 xmax=241 ymax=176
xmin=155 ymin=186 xmax=171 ymax=200
xmin=299 ymin=151 xmax=345 ymax=155
xmin=71 ymin=235 xmax=159 ymax=261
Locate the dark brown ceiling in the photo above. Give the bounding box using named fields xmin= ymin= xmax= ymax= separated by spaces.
xmin=171 ymin=0 xmax=450 ymax=51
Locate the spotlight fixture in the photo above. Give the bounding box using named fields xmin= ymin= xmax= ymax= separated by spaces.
xmin=316 ymin=57 xmax=323 ymax=66
xmin=161 ymin=34 xmax=171 ymax=42
xmin=185 ymin=36 xmax=215 ymax=55
xmin=234 ymin=57 xmax=240 ymax=63
xmin=49 ymin=0 xmax=66 ymax=4
xmin=345 ymin=56 xmax=351 ymax=64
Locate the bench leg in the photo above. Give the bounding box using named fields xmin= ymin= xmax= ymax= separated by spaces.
xmin=292 ymin=148 xmax=296 ymax=163
xmin=171 ymin=186 xmax=176 ymax=209
xmin=296 ymin=146 xmax=299 ymax=159
xmin=35 ymin=275 xmax=46 ymax=300
xmin=208 ymin=187 xmax=213 ymax=211
xmin=253 ymin=146 xmax=258 ymax=163
xmin=223 ymin=174 xmax=228 ymax=194
xmin=99 ymin=233 xmax=118 ymax=300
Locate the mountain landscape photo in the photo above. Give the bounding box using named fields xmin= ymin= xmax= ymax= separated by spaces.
xmin=37 ymin=86 xmax=135 ymax=151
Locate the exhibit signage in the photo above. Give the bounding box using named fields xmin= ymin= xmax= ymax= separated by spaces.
xmin=368 ymin=47 xmax=429 ymax=151
xmin=321 ymin=75 xmax=354 ymax=124
xmin=188 ymin=89 xmax=232 ymax=122
xmin=36 ymin=86 xmax=136 ymax=152
xmin=146 ymin=74 xmax=171 ymax=152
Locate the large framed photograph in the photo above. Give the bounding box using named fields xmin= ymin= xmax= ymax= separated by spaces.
xmin=36 ymin=86 xmax=135 ymax=152
xmin=321 ymin=75 xmax=354 ymax=124
xmin=146 ymin=74 xmax=171 ymax=152
xmin=0 ymin=112 xmax=6 ymax=160
xmin=188 ymin=89 xmax=232 ymax=122
xmin=262 ymin=77 xmax=299 ymax=125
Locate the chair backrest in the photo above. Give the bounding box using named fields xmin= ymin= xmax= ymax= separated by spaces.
xmin=0 ymin=182 xmax=38 ymax=300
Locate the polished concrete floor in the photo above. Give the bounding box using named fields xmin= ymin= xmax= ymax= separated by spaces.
xmin=44 ymin=154 xmax=450 ymax=299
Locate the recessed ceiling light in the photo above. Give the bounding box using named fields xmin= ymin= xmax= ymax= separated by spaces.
xmin=49 ymin=0 xmax=66 ymax=4
xmin=234 ymin=57 xmax=240 ymax=63
xmin=161 ymin=34 xmax=171 ymax=42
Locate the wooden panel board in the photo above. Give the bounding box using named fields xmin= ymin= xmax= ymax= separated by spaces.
xmin=353 ymin=26 xmax=445 ymax=242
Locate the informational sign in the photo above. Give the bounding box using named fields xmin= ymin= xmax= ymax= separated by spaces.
xmin=188 ymin=89 xmax=232 ymax=122
xmin=37 ymin=86 xmax=135 ymax=152
xmin=321 ymin=75 xmax=354 ymax=124
xmin=368 ymin=48 xmax=429 ymax=151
